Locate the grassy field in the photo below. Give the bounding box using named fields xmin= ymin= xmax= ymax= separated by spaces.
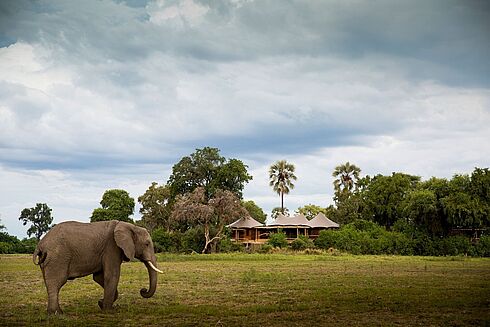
xmin=0 ymin=253 xmax=489 ymax=326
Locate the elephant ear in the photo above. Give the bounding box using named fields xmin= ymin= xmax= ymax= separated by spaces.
xmin=114 ymin=222 xmax=135 ymax=261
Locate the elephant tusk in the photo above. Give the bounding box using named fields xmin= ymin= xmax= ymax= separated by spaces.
xmin=147 ymin=261 xmax=164 ymax=274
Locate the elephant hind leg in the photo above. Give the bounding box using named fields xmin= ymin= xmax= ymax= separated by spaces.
xmin=93 ymin=271 xmax=118 ymax=310
xmin=43 ymin=268 xmax=67 ymax=315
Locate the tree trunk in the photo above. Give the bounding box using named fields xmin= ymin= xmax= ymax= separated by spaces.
xmin=281 ymin=192 xmax=284 ymax=213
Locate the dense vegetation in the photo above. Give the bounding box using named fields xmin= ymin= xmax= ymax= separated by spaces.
xmin=2 ymin=146 xmax=489 ymax=256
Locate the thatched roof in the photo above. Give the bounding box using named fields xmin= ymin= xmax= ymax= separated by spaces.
xmin=308 ymin=212 xmax=339 ymax=228
xmin=268 ymin=213 xmax=310 ymax=227
xmin=228 ymin=213 xmax=339 ymax=229
xmin=227 ymin=216 xmax=264 ymax=228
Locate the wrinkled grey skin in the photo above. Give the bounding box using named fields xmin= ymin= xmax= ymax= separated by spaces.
xmin=33 ymin=220 xmax=159 ymax=314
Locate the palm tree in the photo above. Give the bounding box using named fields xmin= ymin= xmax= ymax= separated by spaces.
xmin=269 ymin=160 xmax=297 ymax=213
xmin=332 ymin=162 xmax=361 ymax=201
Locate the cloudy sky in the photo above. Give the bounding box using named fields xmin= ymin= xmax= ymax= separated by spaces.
xmin=1 ymin=0 xmax=489 ymax=237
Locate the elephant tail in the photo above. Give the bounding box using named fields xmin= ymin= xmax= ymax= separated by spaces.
xmin=33 ymin=246 xmax=47 ymax=265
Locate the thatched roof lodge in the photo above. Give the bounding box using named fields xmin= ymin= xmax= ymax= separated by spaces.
xmin=228 ymin=213 xmax=339 ymax=244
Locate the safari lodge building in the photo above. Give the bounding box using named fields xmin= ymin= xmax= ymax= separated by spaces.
xmin=228 ymin=213 xmax=339 ymax=245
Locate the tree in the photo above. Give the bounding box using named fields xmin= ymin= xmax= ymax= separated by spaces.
xmin=362 ymin=173 xmax=420 ymax=229
xmin=171 ymin=187 xmax=248 ymax=253
xmin=91 ymin=189 xmax=135 ymax=223
xmin=167 ymin=147 xmax=252 ymax=198
xmin=18 ymin=203 xmax=53 ymax=240
xmin=296 ymin=204 xmax=329 ymax=220
xmin=242 ymin=200 xmax=267 ymax=223
xmin=271 ymin=207 xmax=289 ymax=219
xmin=138 ymin=183 xmax=172 ymax=232
xmin=402 ymin=189 xmax=440 ymax=235
xmin=269 ymin=160 xmax=297 ymax=213
xmin=441 ymin=173 xmax=488 ymax=229
xmin=332 ymin=162 xmax=361 ymax=203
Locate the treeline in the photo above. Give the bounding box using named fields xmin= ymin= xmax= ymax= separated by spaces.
xmin=325 ymin=167 xmax=490 ymax=236
xmin=0 ymin=229 xmax=37 ymax=254
xmin=2 ymin=147 xmax=489 ymax=256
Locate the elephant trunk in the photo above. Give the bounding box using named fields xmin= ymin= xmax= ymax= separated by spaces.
xmin=140 ymin=258 xmax=158 ymax=298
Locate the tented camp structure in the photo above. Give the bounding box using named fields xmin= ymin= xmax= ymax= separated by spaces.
xmin=228 ymin=216 xmax=264 ymax=243
xmin=228 ymin=213 xmax=339 ymax=245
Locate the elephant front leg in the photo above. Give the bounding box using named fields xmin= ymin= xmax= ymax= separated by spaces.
xmin=100 ymin=268 xmax=120 ymax=311
xmin=93 ymin=271 xmax=119 ymax=310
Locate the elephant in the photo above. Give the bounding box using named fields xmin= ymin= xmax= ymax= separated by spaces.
xmin=33 ymin=220 xmax=163 ymax=314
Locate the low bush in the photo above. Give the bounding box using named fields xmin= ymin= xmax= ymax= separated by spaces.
xmin=267 ymin=232 xmax=288 ymax=248
xmin=291 ymin=235 xmax=314 ymax=251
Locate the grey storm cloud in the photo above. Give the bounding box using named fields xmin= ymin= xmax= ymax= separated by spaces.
xmin=0 ymin=0 xmax=489 ymax=170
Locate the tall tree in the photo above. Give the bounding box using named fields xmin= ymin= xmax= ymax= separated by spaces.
xmin=138 ymin=183 xmax=172 ymax=232
xmin=363 ymin=173 xmax=420 ymax=228
xmin=91 ymin=189 xmax=135 ymax=223
xmin=269 ymin=160 xmax=297 ymax=213
xmin=332 ymin=162 xmax=361 ymax=203
xmin=18 ymin=203 xmax=54 ymax=240
xmin=168 ymin=147 xmax=252 ymax=198
xmin=171 ymin=187 xmax=247 ymax=253
xmin=242 ymin=200 xmax=267 ymax=223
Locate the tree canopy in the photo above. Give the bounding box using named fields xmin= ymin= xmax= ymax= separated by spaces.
xmin=91 ymin=189 xmax=135 ymax=223
xmin=171 ymin=187 xmax=247 ymax=253
xmin=167 ymin=147 xmax=252 ymax=199
xmin=138 ymin=182 xmax=172 ymax=232
xmin=18 ymin=203 xmax=54 ymax=240
xmin=242 ymin=200 xmax=267 ymax=224
xmin=332 ymin=161 xmax=361 ymax=203
xmin=269 ymin=160 xmax=297 ymax=214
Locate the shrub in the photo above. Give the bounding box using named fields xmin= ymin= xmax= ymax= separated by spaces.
xmin=218 ymin=237 xmax=243 ymax=253
xmin=440 ymin=236 xmax=472 ymax=256
xmin=314 ymin=230 xmax=339 ymax=250
xmin=0 ymin=241 xmax=13 ymax=254
xmin=151 ymin=228 xmax=183 ymax=253
xmin=182 ymin=227 xmax=205 ymax=253
xmin=474 ymin=235 xmax=490 ymax=257
xmin=267 ymin=232 xmax=288 ymax=248
xmin=291 ymin=235 xmax=314 ymax=251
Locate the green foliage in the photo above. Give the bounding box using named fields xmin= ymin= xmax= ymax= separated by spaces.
xmin=138 ymin=182 xmax=172 ymax=232
xmin=182 ymin=227 xmax=206 ymax=253
xmin=217 ymin=237 xmax=244 ymax=253
xmin=0 ymin=231 xmax=38 ymax=254
xmin=269 ymin=160 xmax=297 ymax=212
xmin=291 ymin=235 xmax=314 ymax=250
xmin=362 ymin=173 xmax=420 ymax=228
xmin=271 ymin=207 xmax=289 ymax=219
xmin=332 ymin=161 xmax=361 ymax=203
xmin=296 ymin=204 xmax=329 ymax=220
xmin=267 ymin=231 xmax=288 ymax=248
xmin=151 ymin=228 xmax=183 ymax=253
xmin=0 ymin=242 xmax=13 ymax=254
xmin=242 ymin=200 xmax=267 ymax=223
xmin=91 ymin=189 xmax=135 ymax=223
xmin=167 ymin=147 xmax=252 ymax=199
xmin=18 ymin=203 xmax=54 ymax=240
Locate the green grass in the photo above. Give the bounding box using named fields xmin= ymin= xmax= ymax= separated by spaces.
xmin=1 ymin=253 xmax=489 ymax=326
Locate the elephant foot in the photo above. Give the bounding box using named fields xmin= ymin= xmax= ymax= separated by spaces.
xmin=47 ymin=308 xmax=63 ymax=315
xmin=98 ymin=300 xmax=115 ymax=311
